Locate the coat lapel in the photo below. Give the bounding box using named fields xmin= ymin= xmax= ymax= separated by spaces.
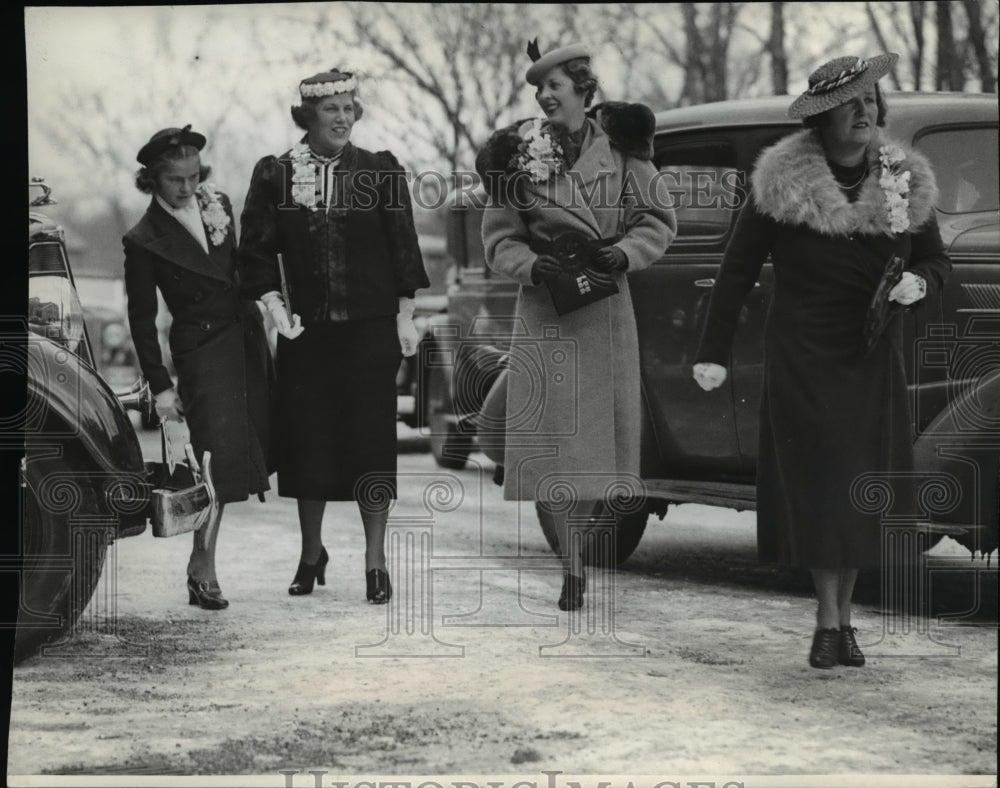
xmin=142 ymin=198 xmax=232 ymax=283
xmin=522 ymin=119 xmax=611 ymax=238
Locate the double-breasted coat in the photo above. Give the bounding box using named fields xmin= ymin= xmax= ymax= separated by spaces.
xmin=480 ymin=115 xmax=677 ymax=502
xmin=123 ymin=192 xmax=273 ymax=504
xmin=696 ymin=129 xmax=952 ymax=569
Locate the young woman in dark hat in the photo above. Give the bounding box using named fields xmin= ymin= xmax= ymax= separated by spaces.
xmin=476 ymin=42 xmax=676 ymax=610
xmin=124 ymin=125 xmax=274 ymax=610
xmin=693 ymin=55 xmax=951 ymax=667
xmin=239 ymin=68 xmax=429 ymax=604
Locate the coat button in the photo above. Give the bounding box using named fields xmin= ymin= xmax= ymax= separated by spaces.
xmin=200 ymin=321 xmax=211 ymax=331
xmin=193 ymin=291 xmax=204 ymax=302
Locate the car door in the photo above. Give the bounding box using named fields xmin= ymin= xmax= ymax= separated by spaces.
xmin=719 ymin=126 xmax=800 ymax=474
xmin=628 ymin=134 xmax=744 ymax=479
xmin=908 ymin=123 xmax=1000 ymax=432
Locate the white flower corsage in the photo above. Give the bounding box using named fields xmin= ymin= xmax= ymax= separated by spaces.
xmin=194 ymin=184 xmax=231 ymax=246
xmin=511 ymin=119 xmax=565 ymax=184
xmin=290 ymin=142 xmax=320 ymax=211
xmin=878 ymin=144 xmax=911 ymax=234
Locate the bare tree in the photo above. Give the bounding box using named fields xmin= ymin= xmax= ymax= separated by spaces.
xmin=909 ymin=1 xmax=928 ymax=89
xmin=865 ymin=2 xmax=905 ymax=88
xmin=961 ymin=0 xmax=997 ymax=91
xmin=769 ymin=2 xmax=789 ymax=94
xmin=302 ymin=2 xmax=604 ymax=172
xmin=936 ymin=0 xmax=965 ymax=89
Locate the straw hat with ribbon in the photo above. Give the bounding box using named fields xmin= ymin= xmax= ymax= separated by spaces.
xmin=788 ymin=54 xmax=899 ymax=119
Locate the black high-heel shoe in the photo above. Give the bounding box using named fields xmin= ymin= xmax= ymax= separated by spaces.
xmin=187 ymin=576 xmax=229 ymax=610
xmin=288 ymin=546 xmax=329 ymax=596
xmin=558 ymin=573 xmax=586 ymax=611
xmin=366 ymin=568 xmax=392 ymax=604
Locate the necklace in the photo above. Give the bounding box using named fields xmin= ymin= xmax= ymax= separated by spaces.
xmin=832 ymin=160 xmax=869 ymax=191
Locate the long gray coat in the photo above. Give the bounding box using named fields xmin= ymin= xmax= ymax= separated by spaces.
xmin=482 ymin=117 xmax=676 ymax=501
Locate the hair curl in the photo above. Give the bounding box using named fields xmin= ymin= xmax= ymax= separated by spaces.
xmin=134 ymin=144 xmax=210 ymax=194
xmin=803 ymin=82 xmax=888 ymax=129
xmin=561 ymin=57 xmax=599 ymax=107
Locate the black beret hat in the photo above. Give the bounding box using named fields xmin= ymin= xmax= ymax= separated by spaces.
xmin=136 ymin=124 xmax=206 ymax=166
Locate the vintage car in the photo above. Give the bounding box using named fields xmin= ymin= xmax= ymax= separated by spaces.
xmin=419 ymin=92 xmax=1000 ymax=565
xmin=20 ymin=180 xmax=214 ymax=663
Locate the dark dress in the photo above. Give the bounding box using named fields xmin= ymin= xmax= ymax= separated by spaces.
xmin=239 ymin=141 xmax=429 ymax=502
xmin=123 ymin=194 xmax=273 ymax=504
xmin=697 ymin=130 xmax=951 ymax=569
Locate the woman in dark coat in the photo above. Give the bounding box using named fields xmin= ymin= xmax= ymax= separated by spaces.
xmin=693 ymin=54 xmax=951 ymax=668
xmin=239 ymin=68 xmax=429 ymax=604
xmin=124 ymin=125 xmax=273 ymax=610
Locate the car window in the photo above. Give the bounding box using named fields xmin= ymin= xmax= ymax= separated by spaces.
xmin=654 ymin=141 xmax=743 ymax=243
xmin=914 ymin=126 xmax=999 ymax=214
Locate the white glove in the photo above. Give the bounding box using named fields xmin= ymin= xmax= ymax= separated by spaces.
xmin=888 ymin=272 xmax=927 ymax=306
xmin=260 ymin=291 xmax=304 ymax=339
xmin=693 ymin=362 xmax=728 ymax=392
xmin=154 ymin=387 xmax=185 ymax=422
xmin=397 ymin=297 xmax=419 ymax=358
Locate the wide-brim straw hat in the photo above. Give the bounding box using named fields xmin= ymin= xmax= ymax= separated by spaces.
xmin=788 ymin=53 xmax=899 ymax=119
xmin=136 ymin=124 xmax=206 ymax=166
xmin=525 ymin=41 xmax=590 ymax=86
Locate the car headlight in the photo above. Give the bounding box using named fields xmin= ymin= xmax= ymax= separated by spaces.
xmin=28 ymin=275 xmax=85 ymax=353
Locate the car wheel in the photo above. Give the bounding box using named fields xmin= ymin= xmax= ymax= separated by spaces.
xmin=535 ymin=499 xmax=649 ymax=567
xmin=426 ymin=361 xmax=472 ymax=470
xmin=15 ymin=448 xmax=109 ymax=664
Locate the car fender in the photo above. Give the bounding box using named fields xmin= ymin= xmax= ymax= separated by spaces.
xmin=913 ymin=368 xmax=1000 ymax=555
xmin=26 ymin=336 xmax=148 ymax=536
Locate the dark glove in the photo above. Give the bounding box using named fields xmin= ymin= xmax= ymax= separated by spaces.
xmin=592 ymin=246 xmax=628 ymax=273
xmin=531 ymin=254 xmax=562 ymax=284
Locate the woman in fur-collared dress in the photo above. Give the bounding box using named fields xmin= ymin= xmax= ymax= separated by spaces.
xmin=694 ymin=54 xmax=951 ymax=669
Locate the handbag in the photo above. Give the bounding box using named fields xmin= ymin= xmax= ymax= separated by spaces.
xmin=530 ymin=232 xmax=621 ymax=316
xmin=861 ymin=253 xmax=906 ymax=357
xmin=146 ymin=422 xmax=218 ymax=538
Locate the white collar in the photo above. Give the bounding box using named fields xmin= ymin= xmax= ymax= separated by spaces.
xmin=155 ymin=193 xmax=208 ymax=253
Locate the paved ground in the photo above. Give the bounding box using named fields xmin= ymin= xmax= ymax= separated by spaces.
xmin=6 ymin=429 xmax=997 ymax=785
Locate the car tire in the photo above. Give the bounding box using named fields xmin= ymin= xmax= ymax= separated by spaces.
xmin=15 ymin=448 xmax=109 ymax=664
xmin=426 ymin=360 xmax=472 ymax=470
xmin=535 ymin=499 xmax=649 ymax=567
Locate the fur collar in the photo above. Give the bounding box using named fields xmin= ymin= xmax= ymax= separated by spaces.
xmin=752 ymin=128 xmax=939 ymax=237
xmin=474 ymin=101 xmax=654 ymax=190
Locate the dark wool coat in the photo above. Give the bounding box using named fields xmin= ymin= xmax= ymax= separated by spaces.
xmin=696 ymin=129 xmax=952 ymax=569
xmin=238 ymin=142 xmax=429 ymax=321
xmin=123 ymin=193 xmax=273 ymax=504
xmin=479 ymin=107 xmax=677 ymax=502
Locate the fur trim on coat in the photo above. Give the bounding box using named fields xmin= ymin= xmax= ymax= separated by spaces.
xmin=751 ymin=128 xmax=939 ymax=237
xmin=474 ymin=102 xmax=655 ymax=193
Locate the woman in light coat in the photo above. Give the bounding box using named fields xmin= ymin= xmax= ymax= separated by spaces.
xmin=476 ymin=41 xmax=676 ymax=609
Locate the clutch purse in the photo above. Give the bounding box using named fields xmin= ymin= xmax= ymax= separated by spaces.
xmin=532 ymin=232 xmax=621 ymax=316
xmin=861 ymin=254 xmax=906 ymax=357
